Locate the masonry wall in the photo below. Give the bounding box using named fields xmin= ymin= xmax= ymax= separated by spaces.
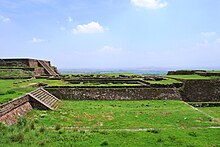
xmin=0 ymin=94 xmax=49 ymax=125
xmin=28 ymin=59 xmax=39 ymax=67
xmin=34 ymin=68 xmax=47 ymax=76
xmin=181 ymin=80 xmax=220 ymax=102
xmin=0 ymin=95 xmax=32 ymax=125
xmin=46 ymin=87 xmax=182 ymax=100
xmin=0 ymin=59 xmax=29 ymax=67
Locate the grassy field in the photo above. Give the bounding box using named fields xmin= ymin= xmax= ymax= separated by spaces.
xmin=0 ymin=100 xmax=219 ymax=146
xmin=197 ymin=107 xmax=220 ymax=120
xmin=146 ymin=78 xmax=182 ymax=85
xmin=166 ymin=74 xmax=220 ymax=80
xmin=0 ymin=79 xmax=71 ymax=104
xmin=0 ymin=69 xmax=33 ymax=77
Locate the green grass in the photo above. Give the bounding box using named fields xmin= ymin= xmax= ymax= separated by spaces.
xmin=166 ymin=74 xmax=219 ymax=80
xmin=0 ymin=79 xmax=36 ymax=104
xmin=197 ymin=107 xmax=220 ymax=120
xmin=0 ymin=79 xmax=71 ymax=104
xmin=0 ymin=69 xmax=33 ymax=77
xmin=146 ymin=78 xmax=182 ymax=85
xmin=1 ymin=100 xmax=220 ymax=146
xmin=28 ymin=101 xmax=219 ymax=129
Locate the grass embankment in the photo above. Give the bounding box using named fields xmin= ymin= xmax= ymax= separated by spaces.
xmin=197 ymin=107 xmax=220 ymax=120
xmin=0 ymin=69 xmax=33 ymax=77
xmin=0 ymin=100 xmax=219 ymax=146
xmin=166 ymin=74 xmax=220 ymax=80
xmin=146 ymin=78 xmax=182 ymax=85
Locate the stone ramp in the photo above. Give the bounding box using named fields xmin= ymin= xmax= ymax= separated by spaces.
xmin=38 ymin=60 xmax=59 ymax=76
xmin=29 ymin=88 xmax=61 ymax=110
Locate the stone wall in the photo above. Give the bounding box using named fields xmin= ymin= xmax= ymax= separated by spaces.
xmin=28 ymin=59 xmax=39 ymax=67
xmin=0 ymin=59 xmax=29 ymax=67
xmin=0 ymin=94 xmax=49 ymax=125
xmin=181 ymin=80 xmax=220 ymax=102
xmin=167 ymin=70 xmax=206 ymax=75
xmin=0 ymin=95 xmax=32 ymax=125
xmin=34 ymin=68 xmax=46 ymax=76
xmin=46 ymin=87 xmax=181 ymax=100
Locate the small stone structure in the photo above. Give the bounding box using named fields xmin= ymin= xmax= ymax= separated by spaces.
xmin=0 ymin=58 xmax=59 ymax=76
xmin=0 ymin=88 xmax=61 ymax=125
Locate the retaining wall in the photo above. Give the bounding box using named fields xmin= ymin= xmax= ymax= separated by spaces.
xmin=45 ymin=87 xmax=182 ymax=100
xmin=0 ymin=94 xmax=49 ymax=125
xmin=181 ymin=80 xmax=220 ymax=102
xmin=0 ymin=95 xmax=32 ymax=125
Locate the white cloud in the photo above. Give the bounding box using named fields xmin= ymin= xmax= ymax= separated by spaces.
xmin=217 ymin=38 xmax=220 ymax=43
xmin=100 ymin=45 xmax=122 ymax=53
xmin=200 ymin=32 xmax=216 ymax=37
xmin=31 ymin=37 xmax=44 ymax=43
xmin=0 ymin=15 xmax=11 ymax=22
xmin=73 ymin=22 xmax=104 ymax=34
xmin=67 ymin=16 xmax=72 ymax=23
xmin=131 ymin=0 xmax=167 ymax=9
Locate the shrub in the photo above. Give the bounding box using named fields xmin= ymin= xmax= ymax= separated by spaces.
xmin=55 ymin=124 xmax=61 ymax=131
xmin=10 ymin=133 xmax=24 ymax=142
xmin=157 ymin=138 xmax=163 ymax=142
xmin=147 ymin=129 xmax=160 ymax=134
xmin=39 ymin=126 xmax=46 ymax=133
xmin=30 ymin=122 xmax=35 ymax=130
xmin=6 ymin=90 xmax=16 ymax=94
xmin=168 ymin=135 xmax=176 ymax=141
xmin=188 ymin=132 xmax=197 ymax=137
xmin=100 ymin=140 xmax=109 ymax=146
xmin=17 ymin=117 xmax=27 ymax=128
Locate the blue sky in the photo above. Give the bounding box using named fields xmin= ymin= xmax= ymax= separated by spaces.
xmin=0 ymin=0 xmax=220 ymax=69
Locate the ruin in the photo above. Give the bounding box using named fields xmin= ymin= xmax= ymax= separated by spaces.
xmin=0 ymin=58 xmax=220 ymax=125
xmin=0 ymin=58 xmax=59 ymax=76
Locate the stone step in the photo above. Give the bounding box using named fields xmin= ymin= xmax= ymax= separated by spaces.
xmin=38 ymin=60 xmax=59 ymax=76
xmin=29 ymin=88 xmax=61 ymax=110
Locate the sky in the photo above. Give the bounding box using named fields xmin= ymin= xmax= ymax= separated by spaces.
xmin=0 ymin=0 xmax=220 ymax=69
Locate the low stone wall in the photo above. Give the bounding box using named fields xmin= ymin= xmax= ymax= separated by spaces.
xmin=181 ymin=80 xmax=220 ymax=102
xmin=0 ymin=94 xmax=50 ymax=125
xmin=46 ymin=87 xmax=181 ymax=100
xmin=0 ymin=95 xmax=32 ymax=125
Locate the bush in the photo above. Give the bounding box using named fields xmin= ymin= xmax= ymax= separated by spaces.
xmin=147 ymin=129 xmax=160 ymax=134
xmin=100 ymin=140 xmax=109 ymax=146
xmin=30 ymin=122 xmax=35 ymax=130
xmin=10 ymin=132 xmax=24 ymax=142
xmin=17 ymin=117 xmax=27 ymax=128
xmin=39 ymin=126 xmax=46 ymax=133
xmin=6 ymin=90 xmax=16 ymax=94
xmin=189 ymin=132 xmax=197 ymax=137
xmin=55 ymin=124 xmax=61 ymax=131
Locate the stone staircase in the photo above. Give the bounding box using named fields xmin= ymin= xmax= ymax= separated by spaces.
xmin=38 ymin=60 xmax=59 ymax=76
xmin=28 ymin=88 xmax=61 ymax=110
